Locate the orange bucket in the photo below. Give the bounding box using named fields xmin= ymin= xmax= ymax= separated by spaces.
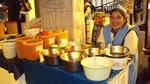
xmin=23 ymin=40 xmax=43 ymax=61
xmin=40 ymin=33 xmax=55 ymax=49
xmin=6 ymin=21 xmax=18 ymax=34
xmin=57 ymin=30 xmax=68 ymax=47
xmin=0 ymin=22 xmax=5 ymax=38
xmin=16 ymin=37 xmax=33 ymax=59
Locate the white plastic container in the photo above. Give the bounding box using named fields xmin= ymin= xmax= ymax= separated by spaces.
xmin=2 ymin=40 xmax=16 ymax=59
xmin=81 ymin=57 xmax=114 ymax=81
xmin=24 ymin=28 xmax=41 ymax=37
xmin=111 ymin=57 xmax=128 ymax=70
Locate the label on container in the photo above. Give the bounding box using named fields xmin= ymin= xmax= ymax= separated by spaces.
xmin=36 ymin=45 xmax=43 ymax=51
xmin=59 ymin=39 xmax=68 ymax=47
xmin=49 ymin=37 xmax=55 ymax=44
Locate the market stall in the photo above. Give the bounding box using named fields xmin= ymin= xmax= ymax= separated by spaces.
xmin=0 ymin=32 xmax=133 ymax=84
xmin=0 ymin=0 xmax=140 ymax=84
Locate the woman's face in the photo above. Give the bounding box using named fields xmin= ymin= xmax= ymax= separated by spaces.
xmin=110 ymin=11 xmax=126 ymax=31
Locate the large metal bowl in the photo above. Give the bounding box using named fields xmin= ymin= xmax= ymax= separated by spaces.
xmin=103 ymin=46 xmax=130 ymax=58
xmin=60 ymin=51 xmax=87 ymax=72
xmin=43 ymin=54 xmax=62 ymax=66
xmin=110 ymin=46 xmax=129 ymax=54
xmin=85 ymin=48 xmax=103 ymax=56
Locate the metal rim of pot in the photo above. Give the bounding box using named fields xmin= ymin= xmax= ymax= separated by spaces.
xmin=84 ymin=47 xmax=103 ymax=56
xmin=60 ymin=52 xmax=88 ymax=62
xmin=102 ymin=47 xmax=130 ymax=58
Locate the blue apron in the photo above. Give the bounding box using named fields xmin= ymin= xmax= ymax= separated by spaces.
xmin=103 ymin=24 xmax=140 ymax=84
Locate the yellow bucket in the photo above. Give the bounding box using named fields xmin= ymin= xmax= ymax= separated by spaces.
xmin=0 ymin=22 xmax=5 ymax=38
xmin=6 ymin=21 xmax=18 ymax=34
xmin=52 ymin=30 xmax=68 ymax=47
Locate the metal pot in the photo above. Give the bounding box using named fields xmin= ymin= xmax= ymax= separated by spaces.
xmin=103 ymin=46 xmax=130 ymax=58
xmin=43 ymin=54 xmax=62 ymax=66
xmin=60 ymin=51 xmax=87 ymax=72
xmin=110 ymin=46 xmax=130 ymax=54
xmin=85 ymin=48 xmax=103 ymax=56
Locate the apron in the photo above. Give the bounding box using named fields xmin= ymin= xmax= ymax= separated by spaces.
xmin=103 ymin=24 xmax=140 ymax=84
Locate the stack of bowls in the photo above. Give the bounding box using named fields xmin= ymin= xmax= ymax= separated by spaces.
xmin=103 ymin=46 xmax=130 ymax=70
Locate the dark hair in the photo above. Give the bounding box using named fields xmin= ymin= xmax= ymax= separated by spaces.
xmin=85 ymin=1 xmax=95 ymax=13
xmin=110 ymin=8 xmax=127 ymax=24
xmin=90 ymin=5 xmax=95 ymax=14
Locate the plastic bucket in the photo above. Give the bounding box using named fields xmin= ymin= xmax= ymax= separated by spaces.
xmin=0 ymin=22 xmax=5 ymax=38
xmin=16 ymin=37 xmax=33 ymax=59
xmin=81 ymin=57 xmax=114 ymax=81
xmin=2 ymin=40 xmax=17 ymax=59
xmin=23 ymin=40 xmax=43 ymax=61
xmin=6 ymin=21 xmax=18 ymax=34
xmin=40 ymin=32 xmax=55 ymax=49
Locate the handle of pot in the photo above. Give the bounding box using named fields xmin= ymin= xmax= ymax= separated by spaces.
xmin=80 ymin=51 xmax=88 ymax=59
xmin=128 ymin=53 xmax=134 ymax=58
xmin=127 ymin=58 xmax=134 ymax=66
xmin=58 ymin=48 xmax=65 ymax=54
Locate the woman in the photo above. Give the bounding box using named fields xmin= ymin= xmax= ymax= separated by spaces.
xmin=84 ymin=2 xmax=94 ymax=22
xmin=97 ymin=5 xmax=140 ymax=84
xmin=84 ymin=2 xmax=95 ymax=43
